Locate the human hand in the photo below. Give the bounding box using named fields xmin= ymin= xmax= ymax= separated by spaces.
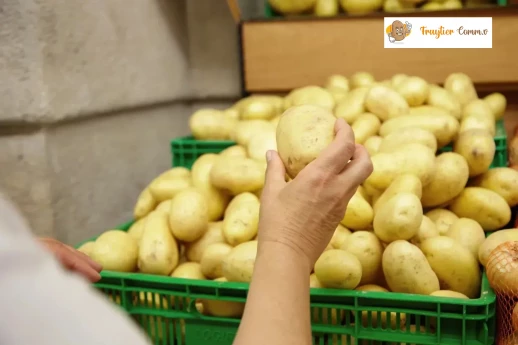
xmin=39 ymin=238 xmax=102 ymax=282
xmin=257 ymin=119 xmax=373 ymax=268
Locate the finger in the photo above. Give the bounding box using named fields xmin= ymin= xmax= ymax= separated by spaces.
xmin=61 ymin=251 xmax=102 ymax=283
xmin=263 ymin=150 xmax=287 ymax=195
xmin=339 ymin=144 xmax=373 ymax=187
xmin=311 ymin=118 xmax=356 ymax=175
xmin=64 ymin=244 xmax=103 ymax=272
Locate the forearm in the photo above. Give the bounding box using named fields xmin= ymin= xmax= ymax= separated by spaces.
xmin=233 ymin=241 xmax=312 ymax=345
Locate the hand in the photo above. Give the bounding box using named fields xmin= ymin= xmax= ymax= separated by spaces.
xmin=258 ymin=119 xmax=373 ymax=268
xmin=39 ymin=238 xmax=102 ymax=283
xmin=405 ymin=22 xmax=412 ymax=31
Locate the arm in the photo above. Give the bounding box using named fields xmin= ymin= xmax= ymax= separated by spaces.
xmin=233 ymin=241 xmax=311 ymax=345
xmin=0 ymin=194 xmax=152 ymax=345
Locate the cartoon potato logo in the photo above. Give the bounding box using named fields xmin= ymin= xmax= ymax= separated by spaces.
xmin=386 ymin=20 xmax=412 ymax=43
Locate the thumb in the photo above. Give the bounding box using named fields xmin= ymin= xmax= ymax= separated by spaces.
xmin=264 ymin=150 xmax=287 ymax=194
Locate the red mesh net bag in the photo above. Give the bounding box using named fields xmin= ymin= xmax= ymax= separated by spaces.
xmin=486 ymin=241 xmax=518 ymax=345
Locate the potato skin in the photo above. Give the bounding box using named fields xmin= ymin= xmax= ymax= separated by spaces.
xmin=223 ymin=193 xmax=260 ymax=246
xmin=169 ymin=188 xmax=209 ymax=243
xmin=470 ymin=168 xmax=518 ymax=207
xmin=478 ymin=228 xmax=518 ymax=266
xmin=373 ymin=174 xmax=422 ymax=214
xmin=425 ymin=209 xmax=458 ymax=235
xmin=453 ymin=129 xmax=495 ymax=177
xmin=314 ymin=249 xmax=363 ymax=289
xmin=382 ymin=240 xmax=440 ymax=295
xmin=222 ymin=241 xmax=258 ymax=283
xmin=352 ymin=113 xmax=381 ymax=144
xmin=374 ymin=193 xmax=423 ymax=243
xmin=365 ymin=85 xmax=409 ymax=121
xmin=340 ymin=190 xmax=374 ymax=230
xmin=210 ymin=156 xmax=264 ymax=195
xmin=340 ymin=231 xmax=383 ymax=285
xmin=395 ymin=76 xmax=429 ymax=107
xmin=378 ymin=127 xmax=437 ymax=154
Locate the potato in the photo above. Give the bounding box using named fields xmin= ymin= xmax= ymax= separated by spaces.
xmin=470 ymin=168 xmax=518 ymax=207
xmin=410 ymin=216 xmax=439 ymax=247
xmin=364 ymin=136 xmax=382 ymax=156
xmin=222 ymin=241 xmax=258 ymax=283
xmin=202 ymin=278 xmax=245 ymax=318
xmin=365 ymin=143 xmax=435 ymax=190
xmin=374 ymin=193 xmax=422 ymax=243
xmin=462 ymin=99 xmax=494 ymax=120
xmin=148 ymin=167 xmax=192 ymax=203
xmin=219 ymin=145 xmax=248 ymax=158
xmin=314 ymin=249 xmax=362 ymax=289
xmin=268 ymin=0 xmax=317 ymax=14
xmin=154 ymin=199 xmax=172 ymax=215
xmin=382 ymin=240 xmax=440 ymax=295
xmin=355 ymin=284 xmax=388 ymax=292
xmin=239 ymin=99 xmax=277 ymax=121
xmin=409 ymin=105 xmax=458 ymax=120
xmin=430 ymin=290 xmax=469 ymax=299
xmin=334 ymin=87 xmax=369 ymax=124
xmin=350 ymin=72 xmax=375 ymax=88
xmin=340 ymin=190 xmax=374 ymax=230
xmin=276 ymin=104 xmax=336 ymax=178
xmin=247 ymin=127 xmax=277 ymax=162
xmin=421 ymin=152 xmax=469 ymax=207
xmin=379 ymin=112 xmax=459 ymax=148
xmin=190 ymin=109 xmax=235 ymax=140
xmin=449 ymin=187 xmax=511 ymax=231
xmin=77 ymin=241 xmax=95 ymax=257
xmin=394 ymin=76 xmax=429 ymax=107
xmin=354 ymin=284 xmax=406 ymax=329
xmin=91 ymin=230 xmax=138 ymax=272
xmin=484 ymin=92 xmax=506 ymax=120
xmin=210 ymin=156 xmax=264 ymax=195
xmin=378 ymin=127 xmax=437 ymax=154
xmin=478 ymin=229 xmax=518 ymax=266
xmin=223 ymin=107 xmax=239 ymax=121
xmin=391 ymin=74 xmax=408 ymax=88
xmin=341 ymin=231 xmax=383 ymax=285
xmin=384 ymin=0 xmax=416 ymax=12
xmin=171 ymin=262 xmax=206 ymax=280
xmin=459 ymin=115 xmax=496 ymax=137
xmin=427 ymin=85 xmax=462 ymax=119
xmin=233 ymin=120 xmax=274 ymax=146
xmin=351 ymin=113 xmax=381 ymax=144
xmin=373 ymin=174 xmax=422 ymax=214
xmin=444 ymin=73 xmax=478 ymax=106
xmin=421 ymin=236 xmax=481 ymax=298
xmin=328 ymin=87 xmax=348 ymax=104
xmin=310 ymin=273 xmax=324 ymax=288
xmin=365 ymin=85 xmax=409 ymax=121
xmin=134 ymin=188 xmax=156 ymax=219
xmin=127 ymin=217 xmax=147 ymax=243
xmin=286 ymin=85 xmax=335 ymax=110
xmin=138 ymin=212 xmax=179 ymax=275
xmin=185 ymin=222 xmax=225 ymax=262
xmin=425 ymin=209 xmax=458 ymax=235
xmin=223 ymin=193 xmax=260 ymax=246
xmin=169 ymin=188 xmax=209 ymax=242
xmin=329 ymin=224 xmax=352 ymax=249
xmin=200 ymin=243 xmax=233 ymax=279
xmin=326 ymin=74 xmax=349 ymax=92
xmin=446 ymin=218 xmax=485 ymax=258
xmin=453 ymin=129 xmax=495 ymax=177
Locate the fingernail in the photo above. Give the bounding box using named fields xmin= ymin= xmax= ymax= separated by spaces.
xmin=266 ymin=150 xmax=272 ymax=162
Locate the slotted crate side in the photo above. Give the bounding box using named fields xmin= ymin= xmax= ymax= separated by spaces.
xmin=170 ymin=137 xmax=234 ymax=169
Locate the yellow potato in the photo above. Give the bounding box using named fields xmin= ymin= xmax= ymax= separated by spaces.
xmin=138 ymin=212 xmax=179 ymax=275
xmin=200 ymin=243 xmax=233 ymax=279
xmin=169 ymin=188 xmax=209 ymax=242
xmin=384 ymin=0 xmax=416 ymax=12
xmin=380 ymin=113 xmax=459 ymax=148
xmin=286 ymin=85 xmax=335 ymax=110
xmin=334 ymin=87 xmax=369 ymax=123
xmin=223 ymin=193 xmax=260 ymax=246
xmin=154 ymin=199 xmax=172 ymax=215
xmin=470 ymin=168 xmax=518 ymax=207
xmin=91 ymin=230 xmax=138 ymax=272
xmin=395 ymin=76 xmax=429 ymax=107
xmin=325 ymin=74 xmax=349 ymax=92
xmin=430 ymin=290 xmax=469 ymax=299
xmin=171 ymin=262 xmax=206 ymax=280
xmin=364 ymin=136 xmax=383 ymax=156
xmin=276 ymin=105 xmax=336 ymax=178
xmin=365 ymin=85 xmax=409 ymax=121
xmin=374 ymin=193 xmax=423 ymax=243
xmin=134 ymin=188 xmax=156 ymax=219
xmin=247 ymin=127 xmax=277 ymax=162
xmin=378 ymin=127 xmax=437 ymax=154
xmin=355 ymin=284 xmax=388 ymax=292
xmin=329 ymin=224 xmax=352 ymax=249
xmin=449 ymin=187 xmax=511 ymax=231
xmin=315 ymin=0 xmax=340 ymax=16
xmin=446 ymin=218 xmax=485 ymax=258
xmin=270 ymin=115 xmax=281 ymax=129
xmin=220 ymin=145 xmax=248 ymax=158
xmin=202 ymin=278 xmax=245 ymax=317
xmin=357 ymin=185 xmax=370 ymax=202
xmin=427 ymin=85 xmax=462 ymax=119
xmin=127 ymin=217 xmax=147 ymax=243
xmin=310 ymin=273 xmax=324 ymax=288
xmin=365 ymin=143 xmax=435 ymax=190
xmin=185 ymin=222 xmax=225 ymax=262
xmin=421 ymin=236 xmax=481 ymax=298
xmin=373 ymin=174 xmax=422 ymax=214
xmin=459 ymin=115 xmax=496 ymax=137
xmin=314 ymin=249 xmax=362 ymax=289
xmin=327 ymin=87 xmax=348 ymax=104
xmin=461 ymin=99 xmax=494 ymax=120
xmin=453 ymin=129 xmax=495 ymax=177
xmin=223 ymin=107 xmax=239 ymax=121
xmin=478 ymin=228 xmax=518 ymax=266
xmin=210 ymin=156 xmax=264 ymax=195
xmin=148 ymin=167 xmax=192 ymax=202
xmin=340 ymin=231 xmax=383 ymax=285
xmin=190 ymin=109 xmax=236 ymax=140
xmin=409 ymin=105 xmax=459 ymax=120
xmin=239 ymin=99 xmax=276 ymax=121
xmin=268 ymin=0 xmax=317 ymax=14
xmin=391 ymin=74 xmax=408 ymax=88
xmin=410 ymin=216 xmax=439 ymax=247
xmin=444 ymin=73 xmax=478 ymax=106
xmin=233 ymin=120 xmax=274 ymax=146
xmin=483 ymin=92 xmax=506 ymax=120
xmin=77 ymin=241 xmax=95 ymax=257
xmin=350 ymin=71 xmax=376 ymax=87
xmin=425 ymin=209 xmax=458 ymax=235
xmin=340 ymin=190 xmax=374 ymax=230
xmin=222 ymin=241 xmax=258 ymax=283
xmin=351 ymin=113 xmax=381 ymax=144
xmin=421 ymin=152 xmax=469 ymax=207
xmin=382 ymin=240 xmax=440 ymax=295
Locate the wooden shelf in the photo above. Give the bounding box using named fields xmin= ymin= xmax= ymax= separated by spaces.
xmin=240 ymin=7 xmax=518 ymax=94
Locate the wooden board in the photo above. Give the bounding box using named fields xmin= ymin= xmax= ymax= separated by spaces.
xmin=241 ymin=7 xmax=518 ymax=94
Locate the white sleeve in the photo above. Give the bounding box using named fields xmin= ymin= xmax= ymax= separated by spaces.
xmin=0 ymin=194 xmax=151 ymax=345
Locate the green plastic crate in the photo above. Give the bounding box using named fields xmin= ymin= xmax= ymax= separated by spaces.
xmin=79 ymin=221 xmax=496 ymax=345
xmin=170 ymin=137 xmax=234 ymax=169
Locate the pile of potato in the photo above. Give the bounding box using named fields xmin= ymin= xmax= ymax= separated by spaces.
xmin=267 ymin=0 xmax=495 ymax=16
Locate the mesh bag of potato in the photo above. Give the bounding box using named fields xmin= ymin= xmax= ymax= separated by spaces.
xmin=486 ymin=241 xmax=518 ymax=345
